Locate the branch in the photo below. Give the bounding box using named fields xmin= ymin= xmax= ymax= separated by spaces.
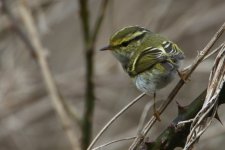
xmin=78 ymin=0 xmax=109 ymax=149
xmin=79 ymin=0 xmax=90 ymax=45
xmin=78 ymin=1 xmax=93 ymax=149
xmin=1 ymin=1 xmax=80 ymax=150
xmin=183 ymin=43 xmax=225 ymax=72
xmin=129 ymin=21 xmax=225 ymax=150
xmin=87 ymin=93 xmax=146 ymax=150
xmin=92 ymin=136 xmax=136 ymax=150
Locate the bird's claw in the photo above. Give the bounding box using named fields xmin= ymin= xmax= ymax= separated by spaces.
xmin=177 ymin=69 xmax=190 ymax=83
xmin=154 ymin=110 xmax=161 ymax=122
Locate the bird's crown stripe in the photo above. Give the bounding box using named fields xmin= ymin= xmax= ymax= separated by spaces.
xmin=113 ymin=30 xmax=146 ymax=47
xmin=121 ymin=31 xmax=146 ymax=44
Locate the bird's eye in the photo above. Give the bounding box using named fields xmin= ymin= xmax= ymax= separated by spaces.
xmin=121 ymin=41 xmax=129 ymax=47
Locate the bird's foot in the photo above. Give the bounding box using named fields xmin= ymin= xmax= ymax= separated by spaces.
xmin=177 ymin=69 xmax=190 ymax=83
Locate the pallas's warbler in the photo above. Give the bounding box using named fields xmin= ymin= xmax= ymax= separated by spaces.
xmin=100 ymin=26 xmax=184 ymax=120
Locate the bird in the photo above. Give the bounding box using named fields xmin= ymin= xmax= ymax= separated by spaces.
xmin=100 ymin=26 xmax=185 ymax=120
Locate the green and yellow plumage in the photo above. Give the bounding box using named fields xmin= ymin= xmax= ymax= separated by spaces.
xmin=101 ymin=26 xmax=184 ymax=94
xmin=101 ymin=26 xmax=184 ymax=120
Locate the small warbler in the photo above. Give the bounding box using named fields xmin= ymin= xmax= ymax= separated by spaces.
xmin=100 ymin=26 xmax=184 ymax=120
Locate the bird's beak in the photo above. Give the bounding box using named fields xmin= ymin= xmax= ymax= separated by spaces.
xmin=99 ymin=45 xmax=112 ymax=51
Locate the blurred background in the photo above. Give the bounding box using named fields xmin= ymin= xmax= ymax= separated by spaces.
xmin=0 ymin=0 xmax=225 ymax=150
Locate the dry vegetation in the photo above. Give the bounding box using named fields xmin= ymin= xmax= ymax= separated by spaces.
xmin=0 ymin=0 xmax=225 ymax=150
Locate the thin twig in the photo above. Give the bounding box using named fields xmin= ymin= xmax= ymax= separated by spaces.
xmin=137 ymin=101 xmax=153 ymax=133
xmin=183 ymin=43 xmax=225 ymax=72
xmin=87 ymin=93 xmax=146 ymax=150
xmin=79 ymin=0 xmax=109 ymax=149
xmin=129 ymin=22 xmax=225 ymax=150
xmin=92 ymin=136 xmax=136 ymax=150
xmin=1 ymin=0 xmax=80 ymax=150
xmin=203 ymin=43 xmax=225 ymax=61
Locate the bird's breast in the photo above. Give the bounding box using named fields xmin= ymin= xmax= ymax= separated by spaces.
xmin=132 ymin=62 xmax=177 ymax=93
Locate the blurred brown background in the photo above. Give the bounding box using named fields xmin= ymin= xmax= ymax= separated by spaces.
xmin=0 ymin=0 xmax=225 ymax=150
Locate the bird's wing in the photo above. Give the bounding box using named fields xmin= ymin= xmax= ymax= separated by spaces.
xmin=161 ymin=41 xmax=185 ymax=60
xmin=127 ymin=46 xmax=167 ymax=76
xmin=127 ymin=41 xmax=184 ymax=76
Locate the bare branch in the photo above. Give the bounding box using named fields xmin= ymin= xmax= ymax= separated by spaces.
xmin=137 ymin=101 xmax=153 ymax=133
xmin=79 ymin=0 xmax=109 ymax=149
xmin=87 ymin=93 xmax=145 ymax=150
xmin=79 ymin=0 xmax=90 ymax=45
xmin=92 ymin=136 xmax=135 ymax=150
xmin=183 ymin=43 xmax=225 ymax=73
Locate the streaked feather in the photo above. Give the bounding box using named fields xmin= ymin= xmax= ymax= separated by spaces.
xmin=127 ymin=46 xmax=168 ymax=76
xmin=126 ymin=38 xmax=184 ymax=77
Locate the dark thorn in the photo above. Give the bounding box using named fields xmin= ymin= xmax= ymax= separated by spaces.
xmin=215 ymin=111 xmax=223 ymax=125
xmin=176 ymin=101 xmax=187 ymax=115
xmin=144 ymin=141 xmax=155 ymax=150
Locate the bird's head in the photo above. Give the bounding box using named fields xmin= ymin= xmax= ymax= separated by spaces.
xmin=100 ymin=26 xmax=151 ymax=64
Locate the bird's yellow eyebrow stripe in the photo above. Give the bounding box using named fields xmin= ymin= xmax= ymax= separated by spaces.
xmin=112 ymin=30 xmax=146 ymax=46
